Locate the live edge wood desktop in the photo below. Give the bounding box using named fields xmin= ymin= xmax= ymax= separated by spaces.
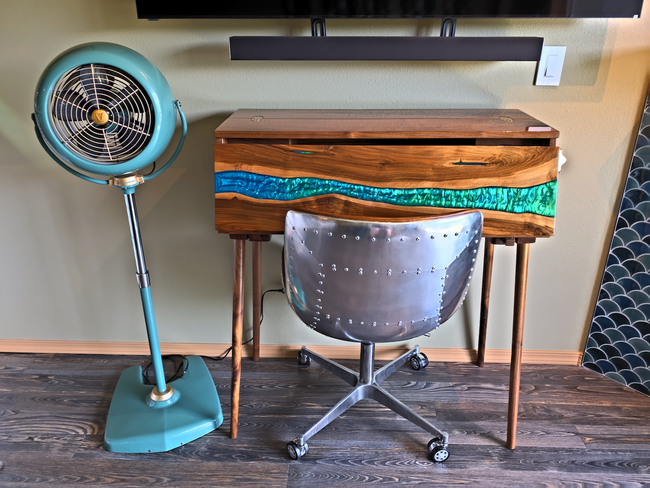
xmin=214 ymin=109 xmax=560 ymax=449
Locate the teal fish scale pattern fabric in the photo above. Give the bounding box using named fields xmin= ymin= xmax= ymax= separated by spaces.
xmin=583 ymin=91 xmax=650 ymax=396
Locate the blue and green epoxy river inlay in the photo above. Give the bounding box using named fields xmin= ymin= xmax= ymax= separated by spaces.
xmin=214 ymin=171 xmax=557 ymax=217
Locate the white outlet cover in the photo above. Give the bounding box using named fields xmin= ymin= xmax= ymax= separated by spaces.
xmin=535 ymin=46 xmax=567 ymax=86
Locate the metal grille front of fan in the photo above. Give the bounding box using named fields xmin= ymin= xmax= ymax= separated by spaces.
xmin=34 ymin=42 xmax=177 ymax=177
xmin=49 ymin=64 xmax=154 ymax=164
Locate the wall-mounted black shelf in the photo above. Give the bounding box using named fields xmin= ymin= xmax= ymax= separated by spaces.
xmin=229 ymin=35 xmax=544 ymax=61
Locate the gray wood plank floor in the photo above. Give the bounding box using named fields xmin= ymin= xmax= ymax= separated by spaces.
xmin=1 ymin=352 xmax=649 ymax=487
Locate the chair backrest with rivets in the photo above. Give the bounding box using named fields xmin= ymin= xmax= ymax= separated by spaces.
xmin=284 ymin=210 xmax=483 ymax=343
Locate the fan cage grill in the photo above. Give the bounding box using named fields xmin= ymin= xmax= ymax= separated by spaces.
xmin=48 ymin=64 xmax=155 ymax=165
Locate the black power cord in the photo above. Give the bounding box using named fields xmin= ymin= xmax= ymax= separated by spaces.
xmin=140 ymin=287 xmax=285 ymax=381
xmin=142 ymin=354 xmax=189 ymax=386
xmin=202 ymin=287 xmax=285 ymax=362
xmin=142 ymin=160 xmax=157 ymax=176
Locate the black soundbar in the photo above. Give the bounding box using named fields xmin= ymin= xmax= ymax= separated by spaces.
xmin=230 ymin=36 xmax=544 ymax=62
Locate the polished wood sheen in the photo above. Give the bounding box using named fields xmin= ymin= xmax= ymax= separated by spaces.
xmin=215 ymin=109 xmax=560 ymax=449
xmin=252 ymin=241 xmax=262 ymax=362
xmin=507 ymin=242 xmax=531 ymax=449
xmin=477 ymin=239 xmax=495 ymax=368
xmin=231 ymin=239 xmax=245 ymax=439
xmin=2 ymin=353 xmax=649 ymax=486
xmin=214 ymin=144 xmax=558 ymax=189
xmin=215 ymin=109 xmax=559 ymax=140
xmin=213 ymin=195 xmax=555 ymax=238
xmin=215 ymin=110 xmax=559 ymax=238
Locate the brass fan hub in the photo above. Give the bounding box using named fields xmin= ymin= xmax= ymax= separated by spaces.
xmin=91 ymin=109 xmax=109 ymax=125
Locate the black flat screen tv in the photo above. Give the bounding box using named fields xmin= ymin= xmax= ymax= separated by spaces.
xmin=136 ymin=0 xmax=643 ymax=19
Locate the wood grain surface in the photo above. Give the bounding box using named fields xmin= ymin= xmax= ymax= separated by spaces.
xmin=214 ymin=144 xmax=559 ymax=190
xmin=214 ymin=109 xmax=559 ymax=239
xmin=214 ymin=194 xmax=556 ymax=237
xmin=215 ymin=109 xmax=559 ymax=140
xmin=1 ymin=353 xmax=649 ymax=486
xmin=230 ymin=239 xmax=245 ymax=439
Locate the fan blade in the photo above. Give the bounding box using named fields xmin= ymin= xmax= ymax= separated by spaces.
xmin=53 ymin=89 xmax=91 ymax=121
xmin=114 ymin=121 xmax=151 ymax=154
xmin=86 ymin=144 xmax=111 ymax=161
xmin=83 ymin=130 xmax=119 ymax=162
xmin=79 ymin=65 xmax=114 ymax=105
xmin=107 ymin=84 xmax=145 ymax=113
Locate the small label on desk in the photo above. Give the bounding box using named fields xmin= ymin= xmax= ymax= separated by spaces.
xmin=526 ymin=126 xmax=552 ymax=132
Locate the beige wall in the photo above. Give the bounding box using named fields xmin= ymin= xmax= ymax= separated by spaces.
xmin=1 ymin=1 xmax=649 ymax=353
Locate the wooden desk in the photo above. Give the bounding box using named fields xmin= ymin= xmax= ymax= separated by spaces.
xmin=214 ymin=109 xmax=559 ymax=448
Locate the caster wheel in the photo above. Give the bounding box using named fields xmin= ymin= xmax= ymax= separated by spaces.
xmin=410 ymin=352 xmax=429 ymax=370
xmin=427 ymin=438 xmax=442 ymax=452
xmin=430 ymin=446 xmax=449 ymax=462
xmin=297 ymin=351 xmax=311 ymax=366
xmin=287 ymin=440 xmax=308 ymax=460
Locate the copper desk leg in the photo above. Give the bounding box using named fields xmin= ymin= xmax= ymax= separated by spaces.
xmin=252 ymin=241 xmax=262 ymax=362
xmin=231 ymin=238 xmax=246 ymax=439
xmin=477 ymin=239 xmax=495 ymax=367
xmin=506 ymin=242 xmax=530 ymax=450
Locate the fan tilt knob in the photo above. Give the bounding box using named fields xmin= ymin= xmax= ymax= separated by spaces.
xmin=91 ymin=109 xmax=109 ymax=125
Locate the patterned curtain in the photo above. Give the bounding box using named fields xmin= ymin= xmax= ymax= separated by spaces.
xmin=583 ymin=89 xmax=650 ymax=396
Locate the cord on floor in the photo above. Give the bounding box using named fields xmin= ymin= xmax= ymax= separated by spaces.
xmin=140 ymin=288 xmax=285 ymax=381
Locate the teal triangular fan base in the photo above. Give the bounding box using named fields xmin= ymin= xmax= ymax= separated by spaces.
xmin=104 ymin=355 xmax=222 ymax=453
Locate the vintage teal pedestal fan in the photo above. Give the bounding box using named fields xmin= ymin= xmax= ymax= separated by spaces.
xmin=32 ymin=42 xmax=222 ymax=453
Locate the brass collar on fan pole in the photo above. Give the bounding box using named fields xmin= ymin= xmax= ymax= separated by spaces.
xmin=110 ymin=174 xmax=145 ymax=187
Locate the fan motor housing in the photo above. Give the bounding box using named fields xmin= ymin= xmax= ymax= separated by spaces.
xmin=34 ymin=42 xmax=177 ymax=176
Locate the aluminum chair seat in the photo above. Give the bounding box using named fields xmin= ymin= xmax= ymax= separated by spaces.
xmin=284 ymin=210 xmax=483 ymax=343
xmin=283 ymin=210 xmax=483 ymax=463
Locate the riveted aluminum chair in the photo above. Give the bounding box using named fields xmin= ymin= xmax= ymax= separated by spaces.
xmin=283 ymin=209 xmax=483 ymax=462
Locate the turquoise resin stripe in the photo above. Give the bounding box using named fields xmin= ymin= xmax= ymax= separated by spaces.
xmin=214 ymin=171 xmax=557 ymax=217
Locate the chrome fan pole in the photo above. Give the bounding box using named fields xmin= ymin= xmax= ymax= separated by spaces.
xmin=104 ymin=186 xmax=223 ymax=454
xmin=123 ymin=190 xmax=169 ymax=399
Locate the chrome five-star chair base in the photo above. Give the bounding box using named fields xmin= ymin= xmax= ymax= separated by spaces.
xmin=286 ymin=343 xmax=450 ymax=463
xmin=283 ymin=210 xmax=483 ymax=463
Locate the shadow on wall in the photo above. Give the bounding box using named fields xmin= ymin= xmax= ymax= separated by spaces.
xmin=0 ymin=111 xmax=240 ymax=342
xmin=129 ymin=113 xmax=237 ymax=324
xmin=91 ymin=0 xmax=609 ymax=91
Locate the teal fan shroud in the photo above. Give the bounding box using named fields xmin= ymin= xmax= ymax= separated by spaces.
xmin=33 ymin=42 xmax=179 ymax=177
xmin=32 ymin=42 xmax=222 ymax=453
xmin=214 ymin=171 xmax=558 ymax=217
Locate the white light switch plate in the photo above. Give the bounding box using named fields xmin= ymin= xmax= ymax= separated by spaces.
xmin=535 ymin=46 xmax=567 ymax=86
